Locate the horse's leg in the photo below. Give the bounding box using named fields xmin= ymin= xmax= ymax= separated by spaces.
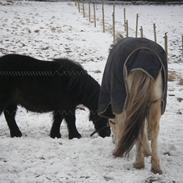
xmin=143 ymin=120 xmax=151 ymax=157
xmin=4 ymin=105 xmax=22 ymax=137
xmin=134 ymin=120 xmax=151 ymax=169
xmin=133 ymin=128 xmax=145 ymax=169
xmin=50 ymin=111 xmax=63 ymax=138
xmin=148 ymin=100 xmax=162 ymax=174
xmin=64 ymin=109 xmax=81 ymax=139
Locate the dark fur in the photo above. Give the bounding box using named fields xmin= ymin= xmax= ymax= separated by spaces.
xmin=0 ymin=54 xmax=110 ymax=139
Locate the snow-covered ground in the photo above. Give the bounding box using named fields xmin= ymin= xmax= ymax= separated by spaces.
xmin=0 ymin=1 xmax=183 ymax=183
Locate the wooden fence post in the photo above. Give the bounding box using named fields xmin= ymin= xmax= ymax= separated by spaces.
xmin=135 ymin=13 xmax=139 ymax=37
xmin=78 ymin=0 xmax=80 ymax=12
xmin=93 ymin=2 xmax=96 ymax=27
xmin=82 ymin=1 xmax=85 ymax=17
xmin=112 ymin=3 xmax=116 ymax=43
xmin=125 ymin=20 xmax=128 ymax=37
xmin=164 ymin=32 xmax=168 ymax=59
xmin=102 ymin=0 xmax=105 ymax=32
xmin=140 ymin=26 xmax=143 ymax=38
xmin=124 ymin=8 xmax=126 ymax=32
xmin=153 ymin=23 xmax=157 ymax=42
xmin=182 ymin=35 xmax=183 ymax=57
xmin=89 ymin=1 xmax=91 ymax=22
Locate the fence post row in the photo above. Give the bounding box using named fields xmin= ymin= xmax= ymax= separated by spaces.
xmin=75 ymin=1 xmax=183 ymax=61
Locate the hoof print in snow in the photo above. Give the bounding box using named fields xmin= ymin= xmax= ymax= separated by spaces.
xmin=103 ymin=176 xmax=114 ymax=181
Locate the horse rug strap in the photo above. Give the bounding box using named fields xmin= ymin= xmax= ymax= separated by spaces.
xmin=98 ymin=37 xmax=167 ymax=119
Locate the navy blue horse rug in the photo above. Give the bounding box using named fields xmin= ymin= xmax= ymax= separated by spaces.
xmin=98 ymin=37 xmax=167 ymax=118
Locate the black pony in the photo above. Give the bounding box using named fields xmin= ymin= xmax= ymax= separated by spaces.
xmin=0 ymin=54 xmax=110 ymax=139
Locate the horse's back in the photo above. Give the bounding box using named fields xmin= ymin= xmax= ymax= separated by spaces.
xmin=0 ymin=54 xmax=85 ymax=112
xmin=0 ymin=54 xmax=58 ymax=72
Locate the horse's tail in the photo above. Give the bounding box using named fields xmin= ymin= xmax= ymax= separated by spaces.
xmin=113 ymin=71 xmax=152 ymax=157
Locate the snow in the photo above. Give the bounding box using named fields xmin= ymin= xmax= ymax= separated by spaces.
xmin=0 ymin=1 xmax=183 ymax=183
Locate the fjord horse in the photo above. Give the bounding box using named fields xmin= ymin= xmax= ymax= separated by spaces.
xmin=98 ymin=37 xmax=167 ymax=174
xmin=0 ymin=54 xmax=110 ymax=139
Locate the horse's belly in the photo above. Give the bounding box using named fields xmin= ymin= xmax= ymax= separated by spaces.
xmin=17 ymin=98 xmax=55 ymax=113
xmin=15 ymin=92 xmax=66 ymax=113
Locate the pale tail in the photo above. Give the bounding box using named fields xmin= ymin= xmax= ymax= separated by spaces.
xmin=113 ymin=71 xmax=152 ymax=157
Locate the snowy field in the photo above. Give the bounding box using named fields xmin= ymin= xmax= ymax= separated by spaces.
xmin=0 ymin=1 xmax=183 ymax=183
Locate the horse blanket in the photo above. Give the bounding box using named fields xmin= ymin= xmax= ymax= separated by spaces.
xmin=98 ymin=37 xmax=167 ymax=118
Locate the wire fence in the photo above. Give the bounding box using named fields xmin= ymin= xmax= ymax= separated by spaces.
xmin=74 ymin=0 xmax=183 ymax=61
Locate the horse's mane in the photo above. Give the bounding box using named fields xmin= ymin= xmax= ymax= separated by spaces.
xmin=54 ymin=58 xmax=100 ymax=111
xmin=54 ymin=58 xmax=84 ymax=70
xmin=53 ymin=58 xmax=87 ymax=76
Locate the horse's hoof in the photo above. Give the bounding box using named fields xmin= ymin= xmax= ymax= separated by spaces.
xmin=133 ymin=162 xmax=145 ymax=169
xmin=69 ymin=133 xmax=82 ymax=139
xmin=144 ymin=151 xmax=151 ymax=157
xmin=50 ymin=133 xmax=61 ymax=138
xmin=151 ymin=167 xmax=163 ymax=174
xmin=11 ymin=131 xmax=22 ymax=137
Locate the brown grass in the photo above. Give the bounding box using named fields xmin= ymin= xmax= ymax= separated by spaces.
xmin=179 ymin=78 xmax=183 ymax=85
xmin=168 ymin=71 xmax=177 ymax=81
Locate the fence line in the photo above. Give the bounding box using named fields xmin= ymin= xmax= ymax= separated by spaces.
xmin=74 ymin=0 xmax=183 ymax=60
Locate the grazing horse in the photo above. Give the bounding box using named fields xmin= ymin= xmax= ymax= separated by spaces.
xmin=98 ymin=37 xmax=167 ymax=174
xmin=0 ymin=54 xmax=110 ymax=139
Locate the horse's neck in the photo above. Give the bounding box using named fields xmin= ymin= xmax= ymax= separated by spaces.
xmin=80 ymin=76 xmax=99 ymax=112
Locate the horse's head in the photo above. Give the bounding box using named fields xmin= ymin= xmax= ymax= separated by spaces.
xmin=89 ymin=112 xmax=111 ymax=137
